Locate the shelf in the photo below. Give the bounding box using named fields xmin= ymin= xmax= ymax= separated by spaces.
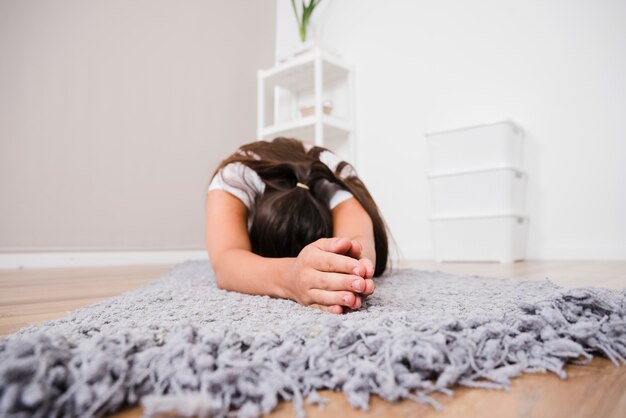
xmin=257 ymin=46 xmax=355 ymax=161
xmin=259 ymin=49 xmax=352 ymax=92
xmin=260 ymin=115 xmax=351 ymax=144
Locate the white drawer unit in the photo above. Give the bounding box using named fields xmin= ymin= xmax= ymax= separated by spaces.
xmin=430 ymin=215 xmax=528 ymax=263
xmin=425 ymin=120 xmax=524 ymax=174
xmin=427 ymin=167 xmax=527 ymax=218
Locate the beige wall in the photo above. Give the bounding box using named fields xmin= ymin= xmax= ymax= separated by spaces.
xmin=0 ymin=0 xmax=275 ymax=252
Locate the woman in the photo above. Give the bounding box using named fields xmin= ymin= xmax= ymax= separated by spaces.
xmin=205 ymin=137 xmax=389 ymax=314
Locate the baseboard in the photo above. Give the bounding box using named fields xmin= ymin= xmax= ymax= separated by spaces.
xmin=397 ymin=247 xmax=626 ymax=261
xmin=525 ymin=247 xmax=626 ymax=260
xmin=2 ymin=247 xmax=623 ymax=270
xmin=0 ymin=250 xmax=209 ymax=269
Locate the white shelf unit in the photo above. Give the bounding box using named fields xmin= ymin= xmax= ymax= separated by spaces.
xmin=257 ymin=47 xmax=355 ymax=163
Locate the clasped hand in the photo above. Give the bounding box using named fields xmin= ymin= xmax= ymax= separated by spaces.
xmin=286 ymin=237 xmax=375 ymax=314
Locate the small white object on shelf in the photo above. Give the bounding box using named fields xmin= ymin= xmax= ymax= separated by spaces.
xmin=300 ymin=100 xmax=332 ymax=117
xmin=257 ymin=47 xmax=355 ymax=162
xmin=427 ymin=167 xmax=527 ymax=218
xmin=425 ymin=120 xmax=524 ymax=174
xmin=430 ymin=214 xmax=528 ymax=263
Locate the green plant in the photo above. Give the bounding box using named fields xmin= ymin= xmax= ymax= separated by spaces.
xmin=290 ymin=0 xmax=323 ymax=42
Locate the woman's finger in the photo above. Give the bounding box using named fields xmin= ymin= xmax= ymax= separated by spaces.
xmin=363 ymin=278 xmax=375 ymax=295
xmin=312 ymin=237 xmax=352 ymax=255
xmin=309 ymin=303 xmax=343 ymax=314
xmin=312 ymin=271 xmax=368 ymax=293
xmin=308 ymin=289 xmax=359 ymax=308
xmin=345 ymin=239 xmax=363 ymax=259
xmin=310 ymin=248 xmax=363 ymax=276
xmin=358 ymin=257 xmax=375 ymax=279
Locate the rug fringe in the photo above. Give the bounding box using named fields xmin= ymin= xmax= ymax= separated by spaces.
xmin=1 ymin=287 xmax=624 ymax=418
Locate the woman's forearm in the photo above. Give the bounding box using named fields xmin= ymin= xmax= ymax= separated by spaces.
xmin=332 ymin=198 xmax=377 ymax=266
xmin=211 ymin=249 xmax=294 ymax=299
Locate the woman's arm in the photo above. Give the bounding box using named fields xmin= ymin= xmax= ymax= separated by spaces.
xmin=205 ymin=190 xmax=372 ymax=313
xmin=332 ymin=197 xmax=377 ymax=294
xmin=332 ymin=197 xmax=376 ymax=265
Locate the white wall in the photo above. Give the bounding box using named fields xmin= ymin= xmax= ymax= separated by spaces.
xmin=276 ymin=0 xmax=626 ymax=260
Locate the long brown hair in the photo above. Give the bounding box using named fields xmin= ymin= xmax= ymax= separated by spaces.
xmin=210 ymin=137 xmax=389 ymax=276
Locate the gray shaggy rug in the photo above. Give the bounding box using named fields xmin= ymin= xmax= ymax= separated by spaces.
xmin=1 ymin=260 xmax=625 ymax=418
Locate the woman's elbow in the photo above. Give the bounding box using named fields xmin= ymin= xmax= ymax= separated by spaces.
xmin=214 ymin=273 xmax=227 ymax=290
xmin=209 ymin=258 xmax=229 ymax=290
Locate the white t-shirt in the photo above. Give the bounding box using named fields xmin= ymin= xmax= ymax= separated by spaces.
xmin=207 ymin=143 xmax=356 ymax=212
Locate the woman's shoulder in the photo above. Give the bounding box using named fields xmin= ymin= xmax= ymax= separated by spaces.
xmin=304 ymin=143 xmax=357 ymax=178
xmin=208 ymin=162 xmax=265 ymax=208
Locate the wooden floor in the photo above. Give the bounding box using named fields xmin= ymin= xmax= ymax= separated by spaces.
xmin=1 ymin=260 xmax=625 ymax=417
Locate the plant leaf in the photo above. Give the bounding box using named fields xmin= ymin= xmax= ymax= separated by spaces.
xmin=290 ymin=0 xmax=301 ymax=26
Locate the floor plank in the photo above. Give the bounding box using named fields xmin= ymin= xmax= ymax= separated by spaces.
xmin=0 ymin=264 xmax=174 ymax=334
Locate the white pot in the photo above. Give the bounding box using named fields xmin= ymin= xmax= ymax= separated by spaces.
xmin=425 ymin=120 xmax=524 ymax=174
xmin=430 ymin=214 xmax=528 ymax=263
xmin=428 ymin=167 xmax=526 ymax=218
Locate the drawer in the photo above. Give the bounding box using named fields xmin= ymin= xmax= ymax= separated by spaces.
xmin=430 ymin=214 xmax=528 ymax=263
xmin=428 ymin=168 xmax=526 ymax=217
xmin=425 ymin=120 xmax=524 ymax=174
